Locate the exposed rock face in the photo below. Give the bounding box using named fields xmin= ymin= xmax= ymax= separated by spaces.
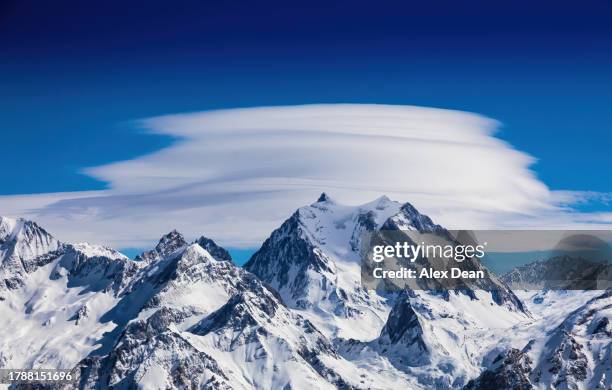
xmin=70 ymin=304 xmax=90 ymax=325
xmin=195 ymin=236 xmax=233 ymax=262
xmin=465 ymin=348 xmax=534 ymax=390
xmin=380 ymin=293 xmax=424 ymax=345
xmin=375 ymin=292 xmax=433 ymax=367
xmin=592 ymin=317 xmax=610 ymax=336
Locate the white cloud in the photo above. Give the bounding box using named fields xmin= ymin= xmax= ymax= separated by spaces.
xmin=1 ymin=104 xmax=610 ymax=249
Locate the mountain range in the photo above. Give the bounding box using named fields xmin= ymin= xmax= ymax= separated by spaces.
xmin=0 ymin=194 xmax=610 ymax=389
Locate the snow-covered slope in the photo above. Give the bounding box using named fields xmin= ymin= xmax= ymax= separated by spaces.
xmin=0 ymin=241 xmax=132 ymax=370
xmin=467 ymin=289 xmax=612 ymax=390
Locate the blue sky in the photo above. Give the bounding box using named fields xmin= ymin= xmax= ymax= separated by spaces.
xmin=1 ymin=1 xmax=611 ymax=260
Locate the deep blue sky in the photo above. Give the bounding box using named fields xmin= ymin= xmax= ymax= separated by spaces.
xmin=1 ymin=0 xmax=611 ymax=200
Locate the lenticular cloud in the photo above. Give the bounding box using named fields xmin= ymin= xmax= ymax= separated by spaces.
xmin=87 ymin=104 xmax=551 ymax=213
xmin=0 ymin=104 xmax=607 ymax=248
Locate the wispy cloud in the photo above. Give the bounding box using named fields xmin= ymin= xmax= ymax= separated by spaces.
xmin=1 ymin=104 xmax=610 ymax=249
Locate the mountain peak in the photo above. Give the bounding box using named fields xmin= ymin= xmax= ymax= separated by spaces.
xmin=0 ymin=216 xmax=17 ymax=225
xmin=0 ymin=217 xmax=38 ymax=241
xmin=316 ymin=192 xmax=333 ymax=203
xmin=0 ymin=216 xmax=18 ymax=242
xmin=399 ymin=201 xmax=419 ymax=215
xmin=155 ymin=230 xmax=186 ymax=255
xmin=157 ymin=229 xmax=184 ymax=244
xmin=1 ymin=216 xmax=63 ymax=289
xmin=375 ymin=195 xmax=391 ymax=203
xmin=0 ymin=216 xmax=59 ymax=254
xmin=162 ymin=229 xmax=182 ymax=238
xmin=136 ymin=230 xmax=187 ymax=262
xmin=71 ymin=242 xmax=128 ymax=261
xmin=378 ymin=201 xmax=447 ymax=235
xmin=195 ymin=236 xmax=232 ymax=262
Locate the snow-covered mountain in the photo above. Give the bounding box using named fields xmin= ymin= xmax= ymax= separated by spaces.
xmin=245 ymin=194 xmax=531 ymax=387
xmin=502 ymin=255 xmax=610 ymax=290
xmin=245 ymin=193 xmax=404 ymax=340
xmin=0 ymin=215 xmax=383 ymax=388
xmin=76 ymin=243 xmax=377 ymax=389
xmin=0 ymin=195 xmax=610 ymax=389
xmin=0 ymin=216 xmax=63 ymax=292
xmin=467 ymin=289 xmax=611 ymax=389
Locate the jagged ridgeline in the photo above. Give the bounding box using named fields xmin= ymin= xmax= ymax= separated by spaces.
xmin=0 ymin=195 xmax=610 ymax=389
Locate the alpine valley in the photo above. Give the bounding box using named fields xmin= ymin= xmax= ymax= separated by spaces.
xmin=0 ymin=194 xmax=610 ymax=389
